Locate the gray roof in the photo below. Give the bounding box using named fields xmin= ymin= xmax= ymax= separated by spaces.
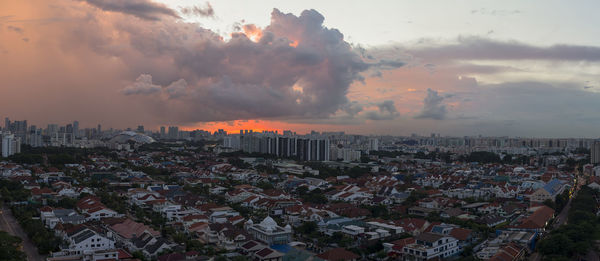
xmin=145 ymin=238 xmax=170 ymax=254
xmin=54 ymin=209 xmax=85 ymax=223
xmin=72 ymin=229 xmax=95 ymax=244
xmin=415 ymin=232 xmax=446 ymax=243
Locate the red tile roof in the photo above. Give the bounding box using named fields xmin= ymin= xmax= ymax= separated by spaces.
xmin=515 ymin=206 xmax=554 ymax=229
xmin=450 ymin=227 xmax=472 ymax=241
xmin=316 ymin=248 xmax=360 ymax=261
xmin=110 ymin=219 xmax=159 ymax=239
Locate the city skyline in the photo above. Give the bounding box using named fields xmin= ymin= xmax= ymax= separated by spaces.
xmin=2 ymin=1 xmax=600 ymax=137
xmin=4 ymin=115 xmax=600 ymax=140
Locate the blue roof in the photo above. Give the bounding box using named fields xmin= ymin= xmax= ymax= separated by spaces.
xmin=166 ymin=185 xmax=181 ymax=190
xmin=319 ymin=217 xmax=354 ymax=225
xmin=431 ymin=226 xmax=445 ymax=234
xmin=543 ymin=179 xmax=564 ymax=195
xmin=148 ymin=186 xmax=162 ymax=191
xmin=271 ymin=244 xmax=292 ymax=253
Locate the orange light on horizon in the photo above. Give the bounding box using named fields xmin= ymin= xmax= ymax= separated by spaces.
xmin=179 ymin=119 xmax=348 ymax=135
xmin=289 ymin=40 xmax=299 ymax=48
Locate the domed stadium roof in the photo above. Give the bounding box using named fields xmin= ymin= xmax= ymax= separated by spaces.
xmin=109 ymin=131 xmax=155 ymax=144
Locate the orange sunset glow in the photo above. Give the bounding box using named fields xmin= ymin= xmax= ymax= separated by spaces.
xmin=2 ymin=1 xmax=600 ymax=260
xmin=1 ymin=0 xmax=599 ymax=138
xmin=182 ymin=120 xmax=347 ymax=134
xmin=242 ymin=24 xmax=263 ymax=42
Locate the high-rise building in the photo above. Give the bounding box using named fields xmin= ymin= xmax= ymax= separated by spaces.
xmin=47 ymin=124 xmax=59 ymax=137
xmin=296 ymin=138 xmax=330 ymax=161
xmin=137 ymin=125 xmax=144 ymax=133
xmin=11 ymin=120 xmax=27 ymax=140
xmin=28 ymin=128 xmax=43 ymax=147
xmin=592 ymin=141 xmax=600 ymax=165
xmin=369 ymin=138 xmax=379 ymax=151
xmin=2 ymin=134 xmax=20 ymax=157
xmin=73 ymin=121 xmax=79 ymax=138
xmin=160 ymin=126 xmax=166 ymax=138
xmin=168 ymin=126 xmax=179 ymax=139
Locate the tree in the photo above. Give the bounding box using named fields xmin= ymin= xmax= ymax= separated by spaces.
xmin=0 ymin=231 xmax=26 ymax=261
xmin=542 ymin=199 xmax=556 ymax=210
xmin=537 ymin=186 xmax=600 ymax=259
xmin=132 ymin=251 xmax=147 ymax=261
xmin=256 ymin=181 xmax=274 ymax=190
xmin=461 ymin=151 xmax=501 ymax=164
xmin=296 ymin=221 xmax=318 ymax=235
xmin=300 ymin=189 xmax=328 ymax=204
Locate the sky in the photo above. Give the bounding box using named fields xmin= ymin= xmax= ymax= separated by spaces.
xmin=1 ymin=0 xmax=600 ymax=137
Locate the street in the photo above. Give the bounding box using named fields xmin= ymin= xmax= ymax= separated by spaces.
xmin=553 ymin=169 xmax=587 ymax=229
xmin=0 ymin=206 xmax=46 ymax=261
xmin=530 ymin=171 xmax=586 ymax=260
xmin=553 ymin=196 xmax=572 ymax=229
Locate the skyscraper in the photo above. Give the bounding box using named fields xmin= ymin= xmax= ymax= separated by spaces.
xmin=47 ymin=124 xmax=59 ymax=138
xmin=73 ymin=121 xmax=79 ymax=138
xmin=592 ymin=141 xmax=600 ymax=165
xmin=2 ymin=134 xmax=20 ymax=157
xmin=168 ymin=126 xmax=179 ymax=139
xmin=160 ymin=126 xmax=166 ymax=138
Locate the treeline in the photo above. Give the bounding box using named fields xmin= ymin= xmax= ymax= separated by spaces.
xmin=414 ymin=151 xmax=454 ymax=163
xmin=6 ymin=145 xmax=96 ymax=165
xmin=4 ymin=145 xmax=120 ymax=165
xmin=11 ymin=205 xmax=61 ymax=254
xmin=219 ymin=151 xmax=281 ymax=159
xmin=0 ymin=180 xmax=30 ymax=203
xmin=369 ymin=150 xmax=407 ymax=158
xmin=0 ymin=231 xmax=26 ymax=261
xmin=537 ymin=186 xmax=599 ymax=258
xmin=296 ymin=187 xmax=328 ymax=204
xmin=458 ymin=151 xmax=530 ymax=164
xmin=303 ymin=162 xmax=370 ymax=178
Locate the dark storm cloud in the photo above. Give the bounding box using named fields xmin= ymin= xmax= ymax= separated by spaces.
xmin=366 ymin=100 xmax=399 ymax=120
xmin=415 ymin=89 xmax=447 ymax=120
xmin=341 ymin=101 xmax=364 ymax=117
xmin=83 ymin=0 xmax=179 ymax=21
xmin=0 ymin=0 xmax=397 ymax=127
xmin=114 ymin=8 xmax=370 ymax=123
xmin=373 ymin=59 xmax=405 ymax=69
xmin=180 ymin=3 xmax=214 ymax=17
xmin=410 ymin=37 xmax=600 ymax=62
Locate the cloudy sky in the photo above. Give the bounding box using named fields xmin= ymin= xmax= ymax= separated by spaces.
xmin=1 ymin=0 xmax=600 ymax=137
